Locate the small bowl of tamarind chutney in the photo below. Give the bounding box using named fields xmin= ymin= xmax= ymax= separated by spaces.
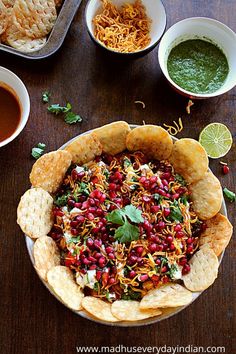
xmin=0 ymin=67 xmax=30 ymax=148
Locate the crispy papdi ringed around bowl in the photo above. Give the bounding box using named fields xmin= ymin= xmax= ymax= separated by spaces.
xmin=199 ymin=213 xmax=233 ymax=256
xmin=169 ymin=138 xmax=209 ymax=183
xmin=140 ymin=284 xmax=193 ymax=309
xmin=126 ymin=125 xmax=173 ymax=160
xmin=64 ymin=132 xmax=102 ymax=165
xmin=189 ymin=171 xmax=223 ymax=220
xmin=111 ymin=300 xmax=162 ymax=321
xmin=47 ymin=266 xmax=84 ymax=311
xmin=30 ymin=150 xmax=72 ymax=194
xmin=183 ymin=245 xmax=219 ymax=292
xmin=93 ymin=121 xmax=131 ymax=155
xmin=17 ymin=188 xmax=53 ymax=239
xmin=82 ymin=297 xmax=119 ymax=322
xmin=33 ymin=236 xmax=60 ymax=281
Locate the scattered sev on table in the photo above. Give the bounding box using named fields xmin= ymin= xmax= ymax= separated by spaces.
xmin=93 ymin=0 xmax=151 ymax=53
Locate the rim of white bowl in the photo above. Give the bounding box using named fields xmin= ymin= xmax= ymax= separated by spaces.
xmin=85 ymin=0 xmax=167 ymax=55
xmin=0 ymin=66 xmax=30 ymax=148
xmin=158 ymin=17 xmax=236 ymax=98
xmin=25 ymin=124 xmax=227 ymax=326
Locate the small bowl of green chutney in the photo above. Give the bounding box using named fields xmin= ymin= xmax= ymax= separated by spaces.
xmin=158 ymin=17 xmax=236 ymax=99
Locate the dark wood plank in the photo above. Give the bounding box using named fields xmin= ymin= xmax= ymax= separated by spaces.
xmin=0 ymin=0 xmax=235 ymax=353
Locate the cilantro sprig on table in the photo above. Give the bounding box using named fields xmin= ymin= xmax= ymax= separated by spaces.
xmin=31 ymin=143 xmax=46 ymax=159
xmin=106 ymin=205 xmax=144 ymax=243
xmin=48 ymin=103 xmax=82 ymax=124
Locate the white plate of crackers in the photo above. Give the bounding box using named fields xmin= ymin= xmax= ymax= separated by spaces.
xmin=17 ymin=122 xmax=233 ymax=326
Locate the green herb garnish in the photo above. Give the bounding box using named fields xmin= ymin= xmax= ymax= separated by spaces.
xmin=54 ymin=193 xmax=70 ymax=207
xmin=42 ymin=91 xmax=50 ymax=103
xmin=169 ymin=264 xmax=178 ymax=279
xmin=223 ymin=187 xmax=235 ymax=202
xmin=121 ymin=290 xmax=141 ymax=301
xmin=169 ymin=200 xmax=183 ymax=222
xmin=31 ymin=143 xmax=46 ymax=159
xmin=106 ymin=205 xmax=144 ymax=243
xmin=175 ymin=173 xmax=186 ymax=186
xmin=48 ymin=102 xmax=82 ymax=125
xmin=123 ymin=157 xmax=132 ymax=169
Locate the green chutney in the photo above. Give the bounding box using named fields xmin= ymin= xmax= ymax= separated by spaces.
xmin=167 ymin=39 xmax=229 ymax=94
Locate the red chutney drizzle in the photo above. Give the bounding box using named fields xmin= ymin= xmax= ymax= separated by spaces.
xmin=0 ymin=84 xmax=21 ymax=143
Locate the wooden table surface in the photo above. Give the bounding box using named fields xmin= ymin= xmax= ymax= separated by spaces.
xmin=0 ymin=0 xmax=235 ymax=353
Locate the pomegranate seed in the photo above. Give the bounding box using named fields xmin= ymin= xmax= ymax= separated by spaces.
xmin=161 ymin=266 xmax=168 ymax=273
xmin=88 ymin=256 xmax=97 ymax=262
xmin=182 ymin=264 xmax=191 ymax=275
xmin=108 ymin=277 xmax=116 ymax=285
xmin=86 ymin=238 xmax=94 ymax=248
xmin=68 ymin=199 xmax=75 ymax=207
xmin=70 ymin=220 xmax=79 ymax=228
xmin=162 ymin=179 xmax=169 ymax=187
xmin=156 ymin=259 xmax=161 ymax=265
xmin=76 ymin=215 xmax=85 ymax=223
xmin=140 ymin=274 xmax=149 ymax=282
xmin=166 ymin=235 xmax=173 ymax=243
xmin=150 ymin=176 xmax=157 ymax=183
xmin=172 ymin=193 xmax=180 ymax=200
xmin=88 ymin=198 xmax=96 ymax=206
xmin=129 ymin=270 xmax=136 ymax=278
xmin=71 ymin=228 xmax=78 ymax=236
xmin=129 ymin=255 xmax=138 ymax=264
xmin=105 ymin=246 xmax=113 ymax=254
xmin=88 ymin=207 xmax=97 ymax=213
xmin=157 ymin=221 xmax=165 ymax=229
xmin=50 ymin=232 xmax=61 ymax=240
xmin=82 ymin=258 xmax=91 ymax=265
xmin=179 ymin=257 xmax=187 ymax=266
xmin=71 ymin=169 xmax=79 ymax=180
xmin=174 ymin=224 xmax=182 ymax=232
xmin=100 ymin=193 xmax=106 ymax=203
xmin=143 ymin=220 xmax=153 ymax=232
xmin=87 ymin=213 xmax=95 ymax=221
xmin=139 ymin=176 xmax=146 ymax=184
xmin=74 ymin=202 xmax=82 ymax=208
xmin=78 ymin=171 xmax=85 ymax=179
xmin=222 ymin=165 xmax=229 ymax=174
xmin=92 ymin=227 xmax=100 ymax=233
xmin=186 ymin=238 xmax=193 ymax=244
xmin=169 ymin=243 xmax=175 ymax=251
xmin=96 ymin=270 xmax=102 ymax=280
xmin=164 ymin=208 xmax=170 ymax=217
xmin=157 ymin=244 xmax=164 ymax=251
xmin=186 ymin=245 xmax=193 ymax=254
xmin=94 ymin=252 xmax=102 ymax=259
xmin=89 ymin=265 xmax=97 ymax=270
xmin=150 ymin=205 xmax=160 ymax=213
xmin=98 ymin=256 xmax=106 ymax=267
xmin=82 ymin=201 xmax=89 ymax=209
xmin=136 ymin=246 xmax=143 ymax=255
xmin=108 ymin=253 xmax=115 ymax=260
xmin=158 ymin=189 xmax=166 ymax=196
xmin=114 ymin=171 xmax=123 ymax=181
xmin=162 ymin=172 xmax=171 ymax=180
xmin=152 ymin=274 xmax=160 ymax=283
xmin=162 ymin=276 xmax=169 ymax=283
xmin=176 ymin=231 xmax=185 ymax=239
xmin=142 ymin=195 xmax=151 ymax=203
xmin=109 ymin=183 xmax=116 ymax=191
xmin=149 ymin=243 xmax=157 ymax=253
xmin=109 ymin=191 xmax=116 ymax=199
xmin=94 ymin=239 xmax=102 ymax=248
xmin=143 ymin=180 xmax=150 ymax=189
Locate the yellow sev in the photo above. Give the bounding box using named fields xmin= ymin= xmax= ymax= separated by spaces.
xmin=93 ymin=0 xmax=151 ymax=53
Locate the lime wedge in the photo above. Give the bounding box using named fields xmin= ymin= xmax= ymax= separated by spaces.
xmin=199 ymin=123 xmax=233 ymax=159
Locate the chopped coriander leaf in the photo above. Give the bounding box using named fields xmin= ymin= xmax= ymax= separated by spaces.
xmin=121 ymin=290 xmax=141 ymax=301
xmin=180 ymin=195 xmax=189 ymax=205
xmin=54 ymin=193 xmax=70 ymax=207
xmin=223 ymin=187 xmax=235 ymax=202
xmin=31 ymin=143 xmax=46 ymax=159
xmin=124 ymin=204 xmax=144 ymax=223
xmin=42 ymin=91 xmax=50 ymax=103
xmin=169 ymin=200 xmax=183 ymax=222
xmin=93 ymin=282 xmax=100 ymax=292
xmin=175 ymin=173 xmax=186 ymax=186
xmin=65 ymin=111 xmax=82 ymax=124
xmin=114 ymin=220 xmax=139 ymax=243
xmin=48 ymin=102 xmax=72 ymax=115
xmin=168 ymin=264 xmax=178 ymax=279
xmin=123 ymin=157 xmax=132 ymax=169
xmin=153 ymin=193 xmax=161 ymax=202
xmin=68 ymin=236 xmax=81 ymax=243
xmin=106 ymin=209 xmax=125 ymax=225
xmin=79 ymin=182 xmax=90 ymax=196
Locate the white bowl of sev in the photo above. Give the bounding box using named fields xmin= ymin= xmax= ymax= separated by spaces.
xmin=85 ymin=0 xmax=166 ymax=55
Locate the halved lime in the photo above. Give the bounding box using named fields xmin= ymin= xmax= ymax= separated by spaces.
xmin=199 ymin=123 xmax=233 ymax=159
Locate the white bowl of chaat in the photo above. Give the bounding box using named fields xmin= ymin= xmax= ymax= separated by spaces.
xmin=17 ymin=122 xmax=233 ymax=325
